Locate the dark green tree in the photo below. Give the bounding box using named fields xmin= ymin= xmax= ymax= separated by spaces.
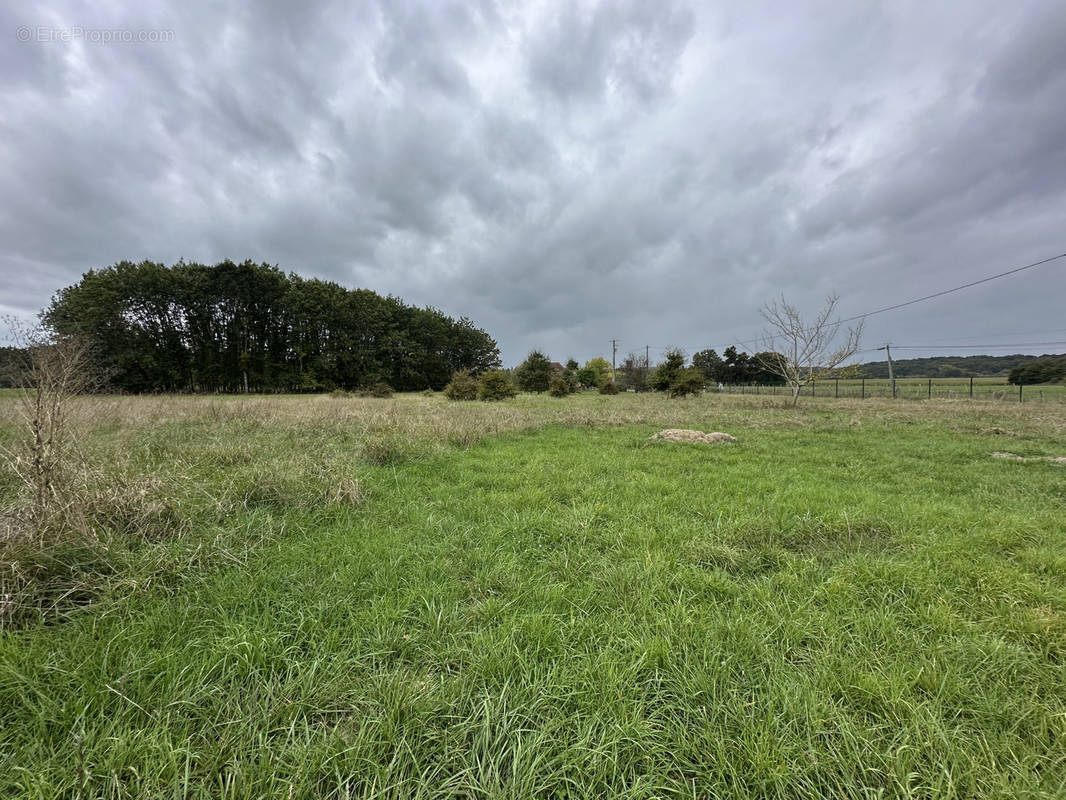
xmin=514 ymin=350 xmax=553 ymax=393
xmin=692 ymin=349 xmax=725 ymax=383
xmin=652 ymin=349 xmax=685 ymax=392
xmin=670 ymin=367 xmax=706 ymax=397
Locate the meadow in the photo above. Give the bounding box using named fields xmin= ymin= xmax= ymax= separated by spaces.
xmin=1 ymin=392 xmax=1065 ymax=798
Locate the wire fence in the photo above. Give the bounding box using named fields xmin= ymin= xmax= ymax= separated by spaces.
xmin=715 ymin=377 xmax=1066 ymax=403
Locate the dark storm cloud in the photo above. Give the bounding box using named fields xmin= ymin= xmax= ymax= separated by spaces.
xmin=2 ymin=0 xmax=1065 ymax=361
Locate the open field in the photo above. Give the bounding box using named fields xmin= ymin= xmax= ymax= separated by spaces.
xmin=2 ymin=393 xmax=1066 ymax=798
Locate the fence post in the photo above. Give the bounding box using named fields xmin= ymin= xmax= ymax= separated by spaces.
xmin=861 ymin=378 xmax=865 ymax=399
xmin=811 ymin=379 xmax=815 ymax=397
xmin=835 ymin=378 xmax=839 ymax=398
xmin=969 ymin=376 xmax=973 ymax=399
xmin=1019 ymin=383 xmax=1023 ymax=403
xmin=928 ymin=379 xmax=931 ymax=400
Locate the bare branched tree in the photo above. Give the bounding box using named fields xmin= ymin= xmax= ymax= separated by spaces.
xmin=0 ymin=321 xmax=94 ymax=542
xmin=758 ymin=293 xmax=864 ymax=406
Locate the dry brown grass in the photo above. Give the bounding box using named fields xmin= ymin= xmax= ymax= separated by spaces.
xmin=3 ymin=390 xmax=1065 ymax=454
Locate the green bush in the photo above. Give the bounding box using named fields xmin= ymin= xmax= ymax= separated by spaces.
xmin=359 ymin=382 xmax=394 ymax=398
xmin=443 ymin=370 xmax=479 ymax=401
xmin=514 ymin=351 xmax=553 ymax=393
xmin=576 ymin=365 xmax=599 ymax=389
xmin=549 ymin=375 xmax=572 ymax=397
xmin=670 ymin=367 xmax=705 ymax=397
xmin=599 ymin=380 xmax=619 ymax=395
xmin=478 ymin=370 xmax=518 ymax=401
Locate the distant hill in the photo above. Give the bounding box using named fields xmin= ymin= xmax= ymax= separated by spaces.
xmin=843 ymin=353 xmax=1066 ymax=379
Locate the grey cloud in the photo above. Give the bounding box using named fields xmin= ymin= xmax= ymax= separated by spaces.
xmin=2 ymin=0 xmax=1065 ymax=362
xmin=526 ymin=0 xmax=694 ymax=105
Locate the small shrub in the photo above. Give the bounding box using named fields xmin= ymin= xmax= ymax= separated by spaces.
xmin=670 ymin=367 xmax=705 ymax=397
xmin=652 ymin=349 xmax=685 ymax=392
xmin=359 ymin=382 xmax=394 ymax=399
xmin=329 ymin=388 xmax=350 ymax=398
xmin=478 ymin=370 xmax=518 ymax=401
xmin=443 ymin=370 xmax=479 ymax=401
xmin=549 ymin=375 xmax=572 ymax=397
xmin=599 ymin=380 xmax=619 ymax=395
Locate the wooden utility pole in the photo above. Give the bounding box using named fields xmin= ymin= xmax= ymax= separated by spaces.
xmin=611 ymin=339 xmax=617 ymax=383
xmin=877 ymin=344 xmax=895 ymax=398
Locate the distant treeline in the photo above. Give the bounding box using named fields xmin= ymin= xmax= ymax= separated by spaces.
xmin=845 ymin=353 xmax=1065 ymax=379
xmin=43 ymin=260 xmax=501 ymax=393
xmin=0 ymin=347 xmax=23 ymax=388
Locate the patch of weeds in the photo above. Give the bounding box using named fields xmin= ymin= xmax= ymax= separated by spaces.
xmin=683 ymin=540 xmax=787 ymax=577
xmin=201 ymin=445 xmax=254 ymax=467
xmin=324 ymin=477 xmax=365 ymax=507
xmin=80 ymin=475 xmax=189 ymax=542
xmin=1 ymin=535 xmax=118 ymax=628
xmin=216 ymin=469 xmax=305 ymax=511
xmin=361 ymin=435 xmax=418 ymax=466
xmin=747 ymin=519 xmax=898 ymax=562
xmin=448 ymin=430 xmax=482 ymax=450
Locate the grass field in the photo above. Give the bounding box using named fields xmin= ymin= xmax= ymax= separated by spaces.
xmin=1 ymin=393 xmax=1065 ymax=798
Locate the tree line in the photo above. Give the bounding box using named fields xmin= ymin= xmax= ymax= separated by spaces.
xmin=469 ymin=347 xmax=788 ymax=400
xmin=41 ymin=260 xmax=501 ymax=393
xmin=843 ymin=353 xmax=1062 ymax=379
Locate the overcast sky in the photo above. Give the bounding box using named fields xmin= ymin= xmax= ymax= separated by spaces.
xmin=3 ymin=1 xmax=1065 ymax=364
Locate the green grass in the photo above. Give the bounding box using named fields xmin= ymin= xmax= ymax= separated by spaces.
xmin=1 ymin=394 xmax=1065 ymax=797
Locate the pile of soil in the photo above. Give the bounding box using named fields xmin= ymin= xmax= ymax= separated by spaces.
xmin=649 ymin=429 xmax=737 ymax=444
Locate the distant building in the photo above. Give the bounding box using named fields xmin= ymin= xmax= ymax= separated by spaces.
xmin=550 ymin=362 xmax=565 ymax=373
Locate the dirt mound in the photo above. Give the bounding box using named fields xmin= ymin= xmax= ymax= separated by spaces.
xmin=991 ymin=452 xmax=1066 ymax=465
xmin=649 ymin=429 xmax=736 ymax=444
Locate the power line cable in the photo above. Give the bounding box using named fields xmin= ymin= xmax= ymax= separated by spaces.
xmin=646 ymin=250 xmax=1066 ymax=354
xmin=834 ymin=251 xmax=1066 ymax=327
xmin=890 ymin=341 xmax=1066 ymax=350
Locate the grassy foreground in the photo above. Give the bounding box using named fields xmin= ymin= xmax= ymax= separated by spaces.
xmin=1 ymin=393 xmax=1065 ymax=798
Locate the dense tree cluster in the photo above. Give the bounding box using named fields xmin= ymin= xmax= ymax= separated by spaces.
xmin=43 ymin=260 xmax=501 ymax=393
xmin=1008 ymin=356 xmax=1066 ymax=385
